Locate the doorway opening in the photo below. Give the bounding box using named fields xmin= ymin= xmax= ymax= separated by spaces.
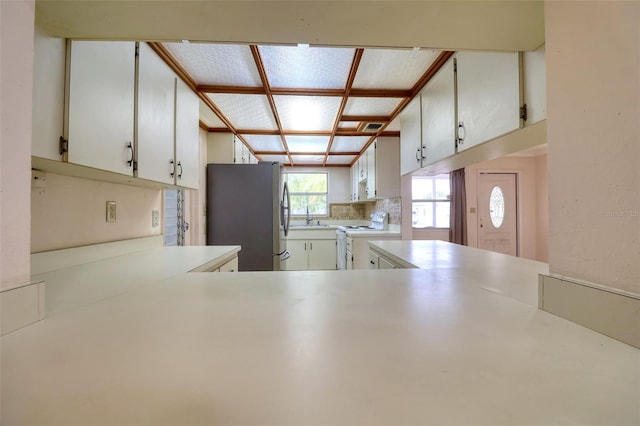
xmin=477 ymin=173 xmax=518 ymax=256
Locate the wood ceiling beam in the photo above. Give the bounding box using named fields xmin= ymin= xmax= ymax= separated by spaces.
xmin=340 ymin=115 xmax=390 ymax=122
xmin=324 ymin=48 xmax=364 ymax=166
xmin=198 ymin=85 xmax=411 ymax=98
xmin=249 ymin=45 xmax=293 ymax=165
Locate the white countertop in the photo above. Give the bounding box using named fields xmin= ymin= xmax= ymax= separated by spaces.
xmin=32 ymin=245 xmax=241 ymax=316
xmin=369 ymin=240 xmax=549 ymax=307
xmin=2 ymin=243 xmax=638 ymax=425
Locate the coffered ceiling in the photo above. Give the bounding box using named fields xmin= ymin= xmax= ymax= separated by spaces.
xmin=151 ymin=42 xmax=452 ymax=166
xmin=35 ymin=1 xmax=545 ymax=167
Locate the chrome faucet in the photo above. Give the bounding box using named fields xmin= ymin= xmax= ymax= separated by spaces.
xmin=305 ymin=206 xmax=313 ymax=225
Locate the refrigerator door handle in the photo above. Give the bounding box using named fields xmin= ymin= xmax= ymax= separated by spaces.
xmin=281 ymin=181 xmax=291 ymax=236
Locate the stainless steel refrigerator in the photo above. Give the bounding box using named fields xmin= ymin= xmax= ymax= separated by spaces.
xmin=206 ymin=162 xmax=290 ymax=271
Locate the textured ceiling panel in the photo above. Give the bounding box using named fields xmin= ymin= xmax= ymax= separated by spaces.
xmin=274 ymin=95 xmax=342 ymax=131
xmin=286 ymin=135 xmax=330 ymax=153
xmin=240 ymin=134 xmax=284 ymax=152
xmin=259 ymin=45 xmax=355 ymax=89
xmin=259 ymin=154 xmax=290 ymax=164
xmin=353 ymin=49 xmax=440 ymax=89
xmin=164 ymin=42 xmax=262 ymax=86
xmin=207 ymin=94 xmax=277 ymax=130
xmin=199 ymin=100 xmax=225 ymax=128
xmin=326 ymin=155 xmax=356 ymax=165
xmin=290 ymin=154 xmax=325 ymax=164
xmin=343 ymin=97 xmax=403 ymax=116
xmin=331 ymin=136 xmax=370 ymax=152
xmin=386 ymin=118 xmax=401 ymax=131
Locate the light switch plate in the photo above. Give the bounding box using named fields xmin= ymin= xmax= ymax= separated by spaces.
xmin=152 ymin=210 xmax=160 ymax=227
xmin=106 ymin=201 xmax=117 ymax=222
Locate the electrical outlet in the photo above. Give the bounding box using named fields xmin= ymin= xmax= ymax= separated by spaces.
xmin=152 ymin=210 xmax=160 ymax=227
xmin=106 ymin=201 xmax=117 ymax=222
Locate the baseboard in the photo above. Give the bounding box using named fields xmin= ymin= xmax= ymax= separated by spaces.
xmin=1 ymin=281 xmax=46 ymax=336
xmin=539 ymin=274 xmax=640 ymax=348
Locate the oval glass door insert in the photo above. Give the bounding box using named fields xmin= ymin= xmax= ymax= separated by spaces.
xmin=489 ymin=186 xmax=505 ymax=228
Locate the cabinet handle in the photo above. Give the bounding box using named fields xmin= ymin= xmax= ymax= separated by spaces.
xmin=457 ymin=122 xmax=465 ymax=144
xmin=310 ymin=242 xmax=313 ymax=250
xmin=370 ymin=260 xmax=375 ymax=265
xmin=169 ymin=159 xmax=175 ymax=178
xmin=126 ymin=142 xmax=133 ymax=167
xmin=177 ymin=161 xmax=183 ymax=179
xmin=304 ymin=243 xmax=307 ymax=251
xmin=422 ymin=145 xmax=427 ymax=161
xmin=416 ymin=147 xmax=421 ymax=163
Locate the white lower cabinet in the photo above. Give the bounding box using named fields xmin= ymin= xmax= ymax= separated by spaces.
xmin=348 ymin=235 xmax=401 ymax=269
xmin=368 ymin=249 xmax=401 ymax=269
xmin=218 ymin=257 xmax=238 ymax=272
xmin=284 ymin=239 xmax=337 ymax=271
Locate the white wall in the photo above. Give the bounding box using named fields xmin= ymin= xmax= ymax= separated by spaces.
xmin=546 ymin=1 xmax=640 ymax=296
xmin=1 ymin=0 xmax=34 ymax=290
xmin=31 ymin=174 xmax=163 ymax=253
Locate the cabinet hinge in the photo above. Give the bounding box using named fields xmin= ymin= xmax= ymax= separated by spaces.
xmin=520 ymin=104 xmax=528 ymax=121
xmin=59 ymin=136 xmax=68 ymax=156
xmin=133 ymin=160 xmax=138 ymax=172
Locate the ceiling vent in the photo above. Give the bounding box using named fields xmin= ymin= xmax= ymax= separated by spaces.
xmin=361 ymin=122 xmax=385 ymax=132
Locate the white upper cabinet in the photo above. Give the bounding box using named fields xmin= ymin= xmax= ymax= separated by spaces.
xmin=374 ymin=136 xmax=401 ymax=199
xmin=400 ymin=95 xmax=423 ymax=175
xmin=365 ymin=143 xmax=376 ymax=199
xmin=455 ymin=51 xmax=521 ymax=151
xmin=421 ymin=60 xmax=456 ymax=165
xmin=32 ymin=27 xmax=66 ymax=161
xmin=523 ymin=44 xmax=547 ymax=125
xmin=175 ymin=78 xmax=200 ymax=189
xmin=137 ymin=42 xmax=176 ymax=185
xmin=67 ymin=41 xmax=136 ymax=175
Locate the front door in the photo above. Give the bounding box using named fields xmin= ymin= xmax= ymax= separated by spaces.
xmin=477 ymin=173 xmax=518 ymax=256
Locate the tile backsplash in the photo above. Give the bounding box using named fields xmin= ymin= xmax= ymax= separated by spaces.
xmin=328 ymin=198 xmax=401 ymax=224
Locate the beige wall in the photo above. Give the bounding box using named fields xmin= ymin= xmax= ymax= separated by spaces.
xmin=535 ymin=155 xmax=548 ymax=262
xmin=31 ymin=174 xmax=162 ymax=253
xmin=1 ymin=0 xmax=34 ymax=290
xmin=546 ymin=1 xmax=640 ymax=296
xmin=465 ymin=154 xmax=548 ymax=262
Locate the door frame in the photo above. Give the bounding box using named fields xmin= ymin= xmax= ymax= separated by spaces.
xmin=476 ymin=170 xmax=520 ymax=256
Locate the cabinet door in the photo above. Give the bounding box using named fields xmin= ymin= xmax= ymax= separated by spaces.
xmin=233 ymin=137 xmax=244 ymax=163
xmin=175 ymin=78 xmax=200 ymax=189
xmin=368 ymin=250 xmax=379 ymax=269
xmin=374 ymin=136 xmax=400 ymax=199
xmin=456 ymin=52 xmax=520 ymax=151
xmin=400 ymin=95 xmax=423 ymax=175
xmin=32 ymin=28 xmax=66 ymax=160
xmin=282 ymin=240 xmax=308 ymax=271
xmin=137 ymin=42 xmax=176 ymax=185
xmin=523 ymin=45 xmax=546 ymax=126
xmin=378 ymin=256 xmax=397 ymax=269
xmin=219 ymin=257 xmax=238 ymax=272
xmin=421 ymin=60 xmax=455 ymax=165
xmin=366 ymin=143 xmax=376 ymax=199
xmin=68 ymin=41 xmax=136 ymax=175
xmin=308 ymin=239 xmax=337 ymax=270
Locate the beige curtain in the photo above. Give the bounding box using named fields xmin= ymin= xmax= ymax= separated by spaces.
xmin=449 ymin=168 xmax=467 ymax=245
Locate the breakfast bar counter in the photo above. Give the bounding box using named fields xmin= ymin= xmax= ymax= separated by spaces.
xmin=2 ymin=243 xmax=638 ymax=425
